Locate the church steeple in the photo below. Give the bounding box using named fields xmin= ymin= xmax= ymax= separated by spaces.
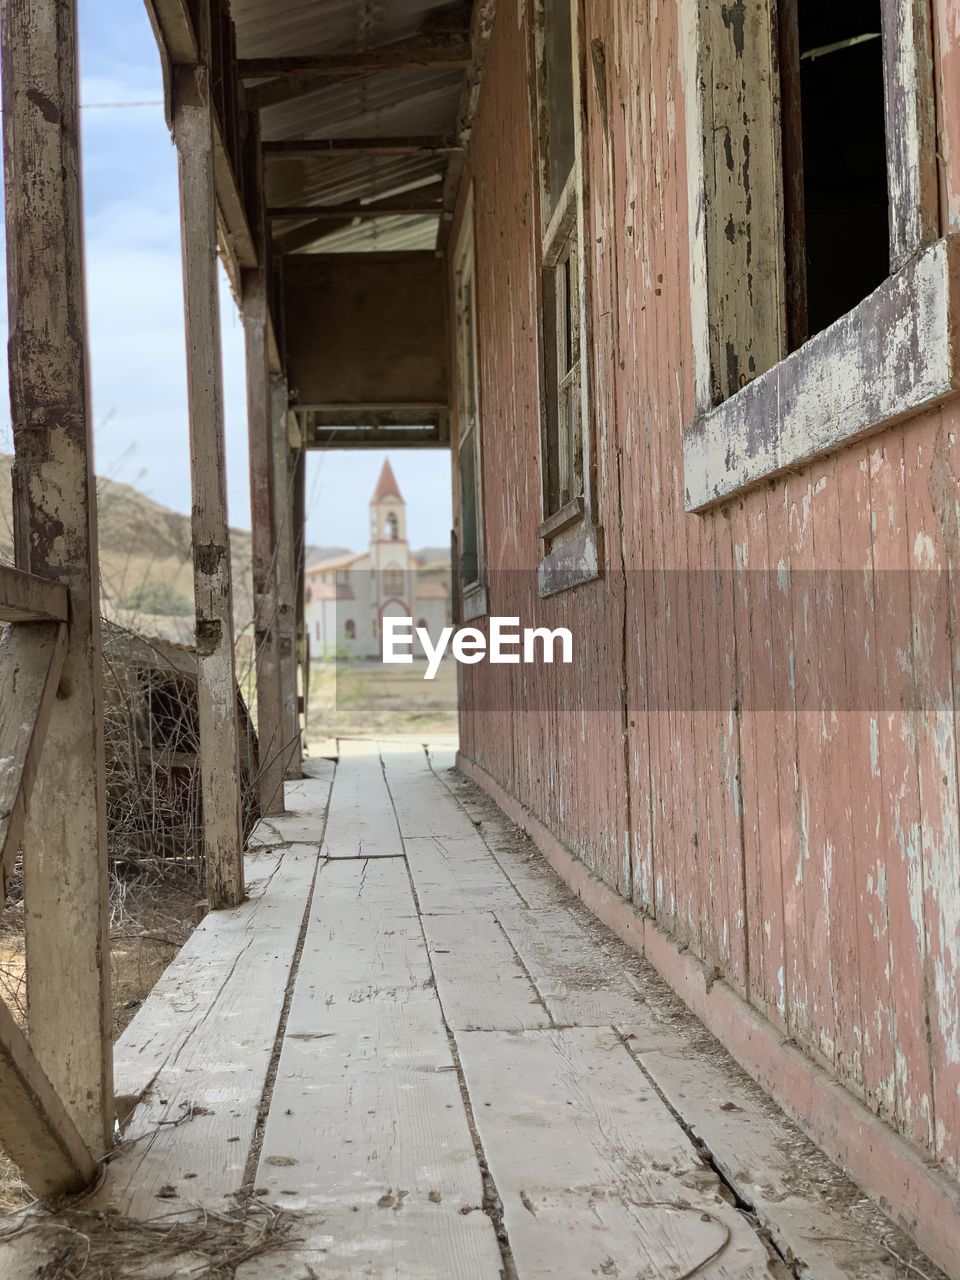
xmin=372 ymin=458 xmax=403 ymax=504
xmin=369 ymin=458 xmax=406 ymax=543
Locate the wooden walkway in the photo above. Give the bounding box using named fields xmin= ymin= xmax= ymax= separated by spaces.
xmin=1 ymin=738 xmax=946 ymax=1279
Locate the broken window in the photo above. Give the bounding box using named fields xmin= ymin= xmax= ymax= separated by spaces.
xmin=691 ymin=0 xmax=938 ymax=405
xmin=535 ymin=0 xmax=585 ymax=519
xmin=782 ymin=0 xmax=889 ymax=345
xmin=683 ymin=0 xmax=942 ymax=508
xmin=454 ymin=188 xmax=484 ymax=597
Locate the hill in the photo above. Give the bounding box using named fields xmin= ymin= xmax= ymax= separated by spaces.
xmin=0 ymin=453 xmax=340 ymax=643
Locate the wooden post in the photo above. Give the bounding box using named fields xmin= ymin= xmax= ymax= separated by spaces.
xmin=174 ymin=64 xmax=245 ymax=909
xmin=1 ymin=0 xmax=113 ymax=1154
xmin=293 ymin=444 xmax=308 ymax=744
xmin=271 ymin=375 xmax=301 ymax=777
xmin=244 ymin=270 xmax=286 ymax=814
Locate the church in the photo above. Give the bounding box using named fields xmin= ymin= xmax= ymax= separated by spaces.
xmin=304 ymin=460 xmax=451 ymax=661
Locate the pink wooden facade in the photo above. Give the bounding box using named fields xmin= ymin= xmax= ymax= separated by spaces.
xmin=452 ymin=0 xmax=960 ymax=1215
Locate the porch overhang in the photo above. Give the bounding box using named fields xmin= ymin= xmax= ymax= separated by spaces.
xmin=144 ymin=0 xmax=496 ymax=450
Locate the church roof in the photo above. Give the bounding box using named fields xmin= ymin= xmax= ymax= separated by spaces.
xmin=305 ymin=550 xmax=367 ymax=574
xmin=371 ymin=458 xmax=403 ymax=503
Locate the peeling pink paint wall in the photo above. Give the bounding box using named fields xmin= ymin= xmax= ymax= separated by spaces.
xmin=452 ymin=0 xmax=960 ymax=1187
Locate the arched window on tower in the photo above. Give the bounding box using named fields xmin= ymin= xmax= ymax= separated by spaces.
xmin=385 ymin=511 xmax=399 ymax=541
xmin=344 ymin=619 xmax=356 ymax=639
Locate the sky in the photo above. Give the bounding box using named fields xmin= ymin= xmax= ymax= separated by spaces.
xmin=0 ymin=1 xmax=452 ymax=554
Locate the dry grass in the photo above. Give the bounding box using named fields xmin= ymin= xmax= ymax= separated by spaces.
xmin=308 ymin=657 xmax=458 ymax=738
xmin=0 ymin=1200 xmax=297 ymax=1279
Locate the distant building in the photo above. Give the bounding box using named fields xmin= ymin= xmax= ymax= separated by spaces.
xmin=304 ymin=459 xmax=451 ymax=660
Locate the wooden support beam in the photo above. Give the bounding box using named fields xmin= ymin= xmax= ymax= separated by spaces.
xmin=292 ymin=444 xmax=307 ymax=744
xmin=438 ymin=0 xmax=497 ymax=250
xmin=263 ymin=136 xmax=461 ymax=158
xmin=0 ymin=566 xmax=68 ymax=623
xmin=307 ymin=427 xmax=444 ymax=449
xmin=1 ymin=0 xmax=113 ymax=1158
xmin=269 ymin=200 xmax=444 ymax=220
xmin=244 ymin=270 xmax=286 ymax=817
xmin=173 ymin=61 xmax=246 ymax=910
xmin=0 ymin=997 xmax=97 ymax=1197
xmin=270 ymin=376 xmax=301 ymax=779
xmin=0 ymin=623 xmax=68 ymax=897
xmin=144 ymin=0 xmax=199 ymax=66
xmin=238 ymin=42 xmax=471 ymax=80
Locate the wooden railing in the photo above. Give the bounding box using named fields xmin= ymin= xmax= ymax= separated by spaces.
xmin=0 ymin=569 xmax=97 ymax=1193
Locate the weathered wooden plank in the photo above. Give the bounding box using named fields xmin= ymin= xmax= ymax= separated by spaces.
xmin=697 ymin=0 xmax=786 ymax=402
xmin=315 ymin=853 xmax=414 ymax=905
xmin=458 ymin=1027 xmax=777 ymax=1278
xmin=111 ymin=850 xmax=284 ymax=1103
xmin=97 ymin=847 xmax=318 ymax=1217
xmin=630 ymin=1044 xmax=921 ymax=1279
xmin=437 ymin=763 xmax=577 ymax=909
xmin=422 ymin=911 xmax=551 ymax=1031
xmin=881 ymin=0 xmax=940 ymax=270
xmin=2 ymin=0 xmax=113 ymax=1155
xmin=495 ymin=906 xmax=686 ymax=1042
xmin=244 ymin=269 xmax=286 ymax=817
xmin=145 ymin=0 xmax=199 ymax=66
xmin=235 ymin=1207 xmax=501 ymax=1280
xmin=174 ymin=58 xmax=246 ymax=909
xmin=0 ymin=996 xmax=96 ymax=1197
xmin=0 ymin=622 xmax=67 ymax=895
xmin=264 ymin=136 xmax=461 ymax=158
xmin=237 ymin=43 xmax=472 ymax=79
xmin=0 ymin=566 xmax=68 ymax=624
xmin=382 ymin=757 xmax=481 ymax=841
xmin=406 ymin=836 xmax=524 ymax=914
xmin=269 ymin=199 xmax=443 ymax=220
xmin=282 ymin=770 xmax=333 ymax=819
xmin=270 ymin=376 xmax=300 ymax=779
xmin=322 ymin=753 xmax=404 ymax=858
xmin=242 ymin=846 xmax=501 ymax=1277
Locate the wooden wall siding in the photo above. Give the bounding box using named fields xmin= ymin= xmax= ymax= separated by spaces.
xmin=454 ymin=0 xmax=960 ymax=1183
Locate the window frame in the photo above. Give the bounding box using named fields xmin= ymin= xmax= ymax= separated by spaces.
xmin=452 ymin=184 xmax=488 ymax=622
xmin=528 ymin=0 xmax=602 ymax=596
xmin=681 ymin=0 xmax=956 ymax=511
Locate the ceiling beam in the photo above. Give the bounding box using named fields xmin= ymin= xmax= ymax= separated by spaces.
xmin=263 ymin=136 xmax=462 ymax=158
xmin=275 ymin=182 xmax=444 ymax=253
xmin=269 ymin=201 xmax=443 ymax=220
xmin=238 ymin=42 xmax=471 ymax=81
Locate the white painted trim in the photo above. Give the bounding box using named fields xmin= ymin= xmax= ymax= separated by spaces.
xmin=683 ymin=236 xmax=960 ymax=511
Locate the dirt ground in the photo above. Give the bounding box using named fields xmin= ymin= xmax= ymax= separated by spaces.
xmin=0 ymin=864 xmax=200 ymax=1212
xmin=307 ymin=656 xmax=458 ymax=738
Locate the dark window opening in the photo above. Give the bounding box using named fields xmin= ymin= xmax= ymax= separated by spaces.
xmin=783 ymin=0 xmax=889 ymax=345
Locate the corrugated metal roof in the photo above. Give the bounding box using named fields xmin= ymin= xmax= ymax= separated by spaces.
xmin=301 ymin=212 xmax=439 ymax=253
xmin=228 ymin=0 xmax=466 ymax=253
xmin=230 ymin=0 xmax=460 ymax=61
xmin=266 ymin=151 xmax=445 ymax=208
xmin=259 ymin=68 xmax=461 ymax=144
